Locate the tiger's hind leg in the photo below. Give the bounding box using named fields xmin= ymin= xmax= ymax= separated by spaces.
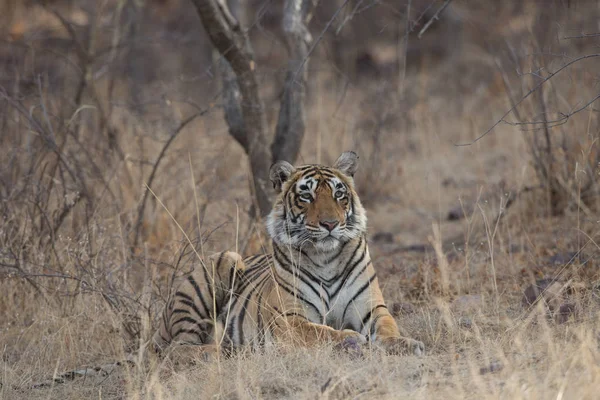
xmin=209 ymin=251 xmax=247 ymax=299
xmin=152 ymin=251 xmax=246 ymax=355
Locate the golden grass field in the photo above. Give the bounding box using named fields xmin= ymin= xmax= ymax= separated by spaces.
xmin=1 ymin=1 xmax=600 ymax=399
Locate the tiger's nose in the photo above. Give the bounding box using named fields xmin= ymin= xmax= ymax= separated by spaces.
xmin=320 ymin=220 xmax=339 ymax=232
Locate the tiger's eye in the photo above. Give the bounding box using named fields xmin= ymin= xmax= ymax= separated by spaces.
xmin=334 ymin=191 xmax=345 ymax=199
xmin=300 ymin=193 xmax=312 ymax=201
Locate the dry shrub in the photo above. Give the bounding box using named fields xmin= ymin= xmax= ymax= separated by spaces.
xmin=493 ymin=3 xmax=600 ymax=217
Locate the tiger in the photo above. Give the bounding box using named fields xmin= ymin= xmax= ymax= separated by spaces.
xmin=152 ymin=151 xmax=424 ymax=357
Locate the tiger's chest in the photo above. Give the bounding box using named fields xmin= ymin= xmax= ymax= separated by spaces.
xmin=323 ymin=285 xmax=361 ymax=329
xmin=298 ymin=245 xmax=372 ymax=329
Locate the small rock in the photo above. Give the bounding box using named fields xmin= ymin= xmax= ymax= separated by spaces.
xmin=451 ymin=295 xmax=484 ymax=313
xmin=447 ymin=205 xmax=466 ymax=221
xmin=509 ymin=244 xmax=528 ymax=254
xmin=458 ymin=316 xmax=472 ymax=329
xmin=549 ymin=252 xmax=578 ymax=266
xmin=480 ymin=361 xmax=503 ymax=375
xmin=398 ymin=244 xmax=427 ymax=252
xmin=391 ymin=302 xmax=415 ymax=316
xmin=441 ymin=177 xmax=457 ymax=188
xmin=320 ymin=377 xmax=333 ymax=393
xmin=522 ymin=278 xmax=555 ymax=307
xmin=447 ymin=203 xmax=475 ymax=221
xmin=555 ymin=303 xmax=576 ymax=324
xmin=372 ymin=232 xmax=394 ymax=243
xmin=446 ymin=251 xmax=461 ymax=264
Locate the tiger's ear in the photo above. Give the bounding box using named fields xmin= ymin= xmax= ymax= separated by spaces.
xmin=333 ymin=151 xmax=359 ymax=177
xmin=269 ymin=161 xmax=296 ymax=193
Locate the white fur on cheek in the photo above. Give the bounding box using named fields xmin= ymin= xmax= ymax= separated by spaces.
xmin=266 ymin=198 xmax=292 ymax=246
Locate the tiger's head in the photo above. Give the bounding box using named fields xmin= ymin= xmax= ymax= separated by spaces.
xmin=267 ymin=151 xmax=367 ymax=252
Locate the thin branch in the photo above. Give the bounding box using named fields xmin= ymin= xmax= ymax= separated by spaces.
xmin=504 ymin=93 xmax=600 ymax=129
xmin=399 ymin=0 xmax=411 ymax=97
xmin=293 ymin=0 xmax=352 ymax=80
xmin=0 ymin=86 xmax=87 ymax=198
xmin=417 ymin=0 xmax=452 ymax=39
xmin=47 ymin=8 xmax=90 ymax=65
xmin=335 ymin=0 xmax=370 ymax=35
xmin=493 ymin=58 xmax=524 ymax=123
xmin=494 ymin=57 xmax=547 ymax=182
xmin=562 ymin=32 xmax=600 ymax=39
xmin=457 ymin=53 xmax=600 ymax=146
xmin=0 ymin=261 xmax=50 ymax=304
xmin=132 ymin=110 xmax=209 ymax=249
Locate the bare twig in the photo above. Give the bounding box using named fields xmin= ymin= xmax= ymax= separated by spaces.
xmin=399 ymin=0 xmax=411 ymax=97
xmin=417 ymin=0 xmax=452 ymax=39
xmin=132 ymin=109 xmax=210 ymax=249
xmin=503 ymin=93 xmax=600 ymax=129
xmin=0 ymin=260 xmax=50 ymax=304
xmin=293 ymin=0 xmax=351 ymax=80
xmin=457 ymin=53 xmax=600 ymax=146
xmin=562 ymin=32 xmax=600 ymax=40
xmin=494 ymin=57 xmax=548 ymax=184
xmin=0 ymin=86 xmax=87 ymax=198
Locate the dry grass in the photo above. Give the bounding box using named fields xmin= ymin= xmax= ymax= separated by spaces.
xmin=2 ymin=1 xmax=600 ymax=399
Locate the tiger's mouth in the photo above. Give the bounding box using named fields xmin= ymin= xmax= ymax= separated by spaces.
xmin=308 ymin=225 xmax=347 ymax=244
xmin=311 ymin=234 xmax=344 ymax=252
xmin=322 ymin=235 xmax=340 ymax=243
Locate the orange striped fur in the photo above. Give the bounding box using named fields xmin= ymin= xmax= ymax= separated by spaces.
xmin=153 ymin=152 xmax=424 ymax=356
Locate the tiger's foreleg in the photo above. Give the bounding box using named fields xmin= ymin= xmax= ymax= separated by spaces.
xmin=274 ymin=315 xmax=366 ymax=347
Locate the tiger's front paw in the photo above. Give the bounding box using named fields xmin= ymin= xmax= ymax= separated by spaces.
xmin=334 ymin=330 xmax=366 ymax=358
xmin=340 ymin=329 xmax=367 ymax=343
xmin=378 ymin=336 xmax=425 ymax=357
